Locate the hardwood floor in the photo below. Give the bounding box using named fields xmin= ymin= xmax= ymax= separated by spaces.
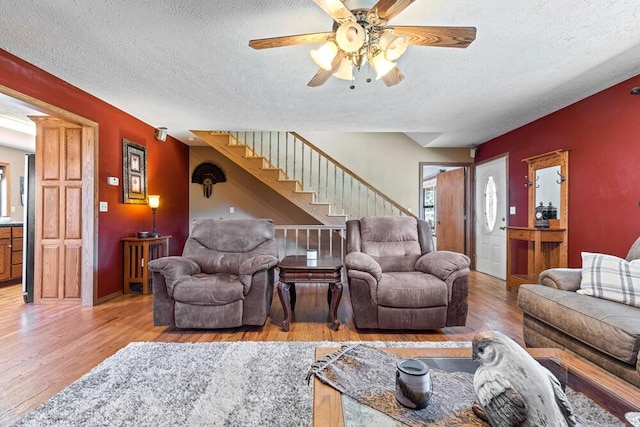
xmin=0 ymin=271 xmax=521 ymax=425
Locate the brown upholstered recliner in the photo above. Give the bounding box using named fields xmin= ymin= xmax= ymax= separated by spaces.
xmin=345 ymin=216 xmax=471 ymax=330
xmin=148 ymin=218 xmax=279 ymax=329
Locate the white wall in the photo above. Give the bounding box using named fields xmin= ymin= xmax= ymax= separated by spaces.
xmin=0 ymin=145 xmax=32 ymax=221
xmin=299 ymin=132 xmax=473 ymax=213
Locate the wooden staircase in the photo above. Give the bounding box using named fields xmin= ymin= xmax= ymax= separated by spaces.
xmin=191 ymin=131 xmax=414 ymax=225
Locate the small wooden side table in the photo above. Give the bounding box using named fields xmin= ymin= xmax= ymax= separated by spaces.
xmin=122 ymin=236 xmax=171 ymax=294
xmin=277 ymin=255 xmax=343 ymax=332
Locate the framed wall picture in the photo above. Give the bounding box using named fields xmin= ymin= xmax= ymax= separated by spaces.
xmin=122 ymin=139 xmax=148 ymax=204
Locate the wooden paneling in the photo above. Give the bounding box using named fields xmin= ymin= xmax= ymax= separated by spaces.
xmin=64 ymin=244 xmax=81 ymax=298
xmin=65 ymin=187 xmax=82 ymax=239
xmin=65 ymin=127 xmax=82 ymax=180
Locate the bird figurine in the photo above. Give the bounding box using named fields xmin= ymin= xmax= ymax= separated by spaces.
xmin=472 ymin=330 xmax=577 ymax=427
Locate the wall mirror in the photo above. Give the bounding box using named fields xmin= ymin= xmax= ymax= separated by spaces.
xmin=523 ymin=150 xmax=569 ymax=228
xmin=535 ymin=166 xmax=561 ymax=219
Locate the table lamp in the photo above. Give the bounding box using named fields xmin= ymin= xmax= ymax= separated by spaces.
xmin=148 ymin=195 xmax=160 ymax=237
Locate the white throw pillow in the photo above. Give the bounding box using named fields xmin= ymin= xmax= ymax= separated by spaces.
xmin=578 ymin=252 xmax=640 ymax=307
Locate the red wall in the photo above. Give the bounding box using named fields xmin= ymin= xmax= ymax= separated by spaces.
xmin=0 ymin=49 xmax=190 ymax=300
xmin=476 ymin=74 xmax=640 ymax=267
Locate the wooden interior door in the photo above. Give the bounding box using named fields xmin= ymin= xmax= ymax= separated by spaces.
xmin=32 ymin=116 xmax=93 ymax=304
xmin=435 ymin=168 xmax=466 ymax=253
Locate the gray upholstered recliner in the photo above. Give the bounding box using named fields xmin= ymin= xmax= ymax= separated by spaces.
xmin=148 ymin=218 xmax=279 ymax=329
xmin=345 ymin=216 xmax=471 ymax=330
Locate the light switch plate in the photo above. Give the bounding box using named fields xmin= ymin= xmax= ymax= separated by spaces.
xmin=107 ymin=177 xmax=119 ymax=186
xmin=510 ymin=206 xmax=516 ymax=215
xmin=99 ymin=201 xmax=108 ymax=212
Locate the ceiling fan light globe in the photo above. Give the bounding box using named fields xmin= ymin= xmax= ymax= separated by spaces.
xmin=336 ymin=21 xmax=365 ymax=53
xmin=333 ymin=57 xmax=353 ymax=80
xmin=310 ymin=42 xmax=339 ymax=70
xmin=379 ymin=32 xmax=409 ymax=61
xmin=371 ymin=53 xmax=396 ymax=79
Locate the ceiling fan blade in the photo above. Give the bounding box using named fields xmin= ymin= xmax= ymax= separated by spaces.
xmin=307 ymin=54 xmax=342 ymax=87
xmin=370 ymin=0 xmax=415 ymax=22
xmin=313 ymin=0 xmax=356 ymax=23
xmin=381 ymin=67 xmax=404 ymax=87
xmin=389 ymin=26 xmax=477 ymax=48
xmin=249 ymin=32 xmax=335 ymax=50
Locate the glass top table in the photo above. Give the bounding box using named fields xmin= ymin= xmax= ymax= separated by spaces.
xmin=312 ymin=347 xmax=640 ymax=426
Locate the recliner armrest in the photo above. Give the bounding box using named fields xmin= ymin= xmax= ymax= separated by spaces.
xmin=238 ymin=255 xmax=279 ymax=290
xmin=538 ymin=268 xmax=582 ymax=291
xmin=148 ymin=256 xmax=201 ymax=296
xmin=415 ymin=251 xmax=470 ymax=281
xmin=239 ymin=255 xmax=279 ymax=276
xmin=345 ymin=252 xmax=382 ymax=281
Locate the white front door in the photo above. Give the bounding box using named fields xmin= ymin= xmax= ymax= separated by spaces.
xmin=475 ymin=156 xmax=507 ymax=279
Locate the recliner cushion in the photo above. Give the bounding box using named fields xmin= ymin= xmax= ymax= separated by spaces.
xmin=518 ymin=284 xmax=640 ymax=365
xmin=377 ymin=272 xmax=448 ymax=308
xmin=173 ymin=274 xmax=244 ymax=305
xmin=360 ymin=217 xmax=422 ymax=272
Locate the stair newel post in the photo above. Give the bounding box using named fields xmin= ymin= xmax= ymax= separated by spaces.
xmin=301 ymin=139 xmax=305 ymax=190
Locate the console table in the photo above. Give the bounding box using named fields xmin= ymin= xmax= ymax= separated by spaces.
xmin=276 ymin=255 xmax=343 ymax=332
xmin=122 ymin=236 xmax=171 ymax=294
xmin=506 ymin=226 xmax=567 ymax=290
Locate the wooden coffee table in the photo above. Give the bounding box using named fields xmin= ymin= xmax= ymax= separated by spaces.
xmin=312 ymin=347 xmax=640 ymax=426
xmin=277 ymin=255 xmax=343 ymax=332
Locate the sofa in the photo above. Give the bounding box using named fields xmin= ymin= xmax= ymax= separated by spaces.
xmin=344 ymin=216 xmax=471 ymax=330
xmin=517 ymin=237 xmax=640 ymax=387
xmin=148 ymin=218 xmax=279 ymax=329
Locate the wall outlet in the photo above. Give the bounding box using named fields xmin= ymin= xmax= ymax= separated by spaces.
xmin=229 ymin=206 xmax=234 ymax=214
xmin=510 ymin=206 xmax=516 ymax=215
xmin=99 ymin=201 xmax=108 ymax=212
xmin=10 ymin=206 xmax=15 ymax=213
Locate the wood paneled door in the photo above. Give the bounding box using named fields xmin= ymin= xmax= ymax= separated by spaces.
xmin=31 ymin=116 xmax=95 ymax=305
xmin=435 ymin=167 xmax=466 ymax=253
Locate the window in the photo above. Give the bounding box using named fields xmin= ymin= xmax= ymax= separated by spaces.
xmin=484 ymin=176 xmax=497 ymax=232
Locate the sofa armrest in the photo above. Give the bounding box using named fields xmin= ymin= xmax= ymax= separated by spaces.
xmin=415 ymin=251 xmax=470 ymax=281
xmin=239 ymin=255 xmax=279 ymax=276
xmin=148 ymin=256 xmax=201 ymax=296
xmin=538 ymin=268 xmax=582 ymax=291
xmin=238 ymin=255 xmax=279 ymax=290
xmin=345 ymin=252 xmax=382 ymax=281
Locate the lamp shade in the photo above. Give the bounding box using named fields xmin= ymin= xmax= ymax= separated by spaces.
xmin=333 ymin=57 xmax=353 ymax=80
xmin=379 ymin=31 xmax=409 ymax=61
xmin=310 ymin=42 xmax=338 ymax=70
xmin=148 ymin=194 xmax=160 ymax=209
xmin=371 ymin=52 xmax=397 ymax=79
xmin=336 ymin=21 xmax=365 ymax=53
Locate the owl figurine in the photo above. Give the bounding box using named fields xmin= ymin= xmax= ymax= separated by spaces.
xmin=472 ymin=330 xmax=577 ymax=427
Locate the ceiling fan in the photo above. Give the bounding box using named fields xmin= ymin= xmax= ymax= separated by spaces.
xmin=249 ymin=0 xmax=476 ymax=87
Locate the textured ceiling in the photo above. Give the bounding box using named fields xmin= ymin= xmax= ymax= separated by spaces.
xmin=1 ymin=0 xmax=640 ymax=149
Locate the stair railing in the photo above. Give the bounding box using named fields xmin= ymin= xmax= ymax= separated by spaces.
xmin=227 ymin=131 xmax=414 ymax=220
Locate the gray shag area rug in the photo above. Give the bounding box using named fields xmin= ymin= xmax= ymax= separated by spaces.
xmin=15 ymin=340 xmax=625 ymax=426
xmin=15 ymin=340 xmax=469 ymax=427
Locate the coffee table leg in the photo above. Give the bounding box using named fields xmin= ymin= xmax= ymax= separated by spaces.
xmin=328 ymin=281 xmax=343 ymax=331
xmin=277 ymin=281 xmax=292 ymax=332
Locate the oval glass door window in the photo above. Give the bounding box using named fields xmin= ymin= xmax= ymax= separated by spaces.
xmin=484 ymin=176 xmax=497 ymax=232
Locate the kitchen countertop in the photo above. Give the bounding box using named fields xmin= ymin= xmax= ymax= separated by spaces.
xmin=0 ymin=222 xmax=23 ymax=227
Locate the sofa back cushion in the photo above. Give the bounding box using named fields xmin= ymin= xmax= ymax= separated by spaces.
xmin=359 ymin=216 xmax=422 ymax=272
xmin=578 ymin=252 xmax=640 ymax=308
xmin=183 ymin=218 xmax=277 ymax=275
